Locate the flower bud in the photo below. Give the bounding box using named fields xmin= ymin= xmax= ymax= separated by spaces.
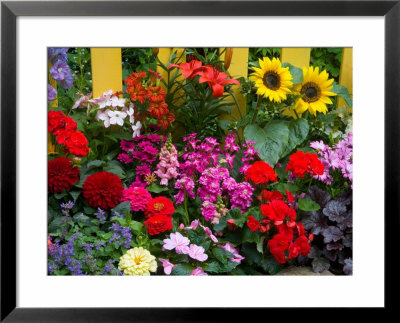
xmin=224 ymin=48 xmax=233 ymax=70
xmin=152 ymin=48 xmax=159 ymax=56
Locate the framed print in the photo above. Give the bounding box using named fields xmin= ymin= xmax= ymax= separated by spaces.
xmin=1 ymin=0 xmax=398 ymax=321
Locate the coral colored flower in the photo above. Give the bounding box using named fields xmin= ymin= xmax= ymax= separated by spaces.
xmin=83 ymin=171 xmax=124 ymax=210
xmin=247 ymin=215 xmax=260 ymax=232
xmin=168 ymin=60 xmax=203 ymax=79
xmin=286 ymin=151 xmax=324 ymax=178
xmin=198 ymin=66 xmax=240 ymax=97
xmin=127 ymin=83 xmax=147 ymax=103
xmin=118 ymin=247 xmax=157 ymax=276
xmin=187 ymin=244 xmax=208 ymax=262
xmin=48 ymin=157 xmax=80 ymax=193
xmin=191 ymin=267 xmax=208 ymax=276
xmin=158 ymin=258 xmax=176 ymax=275
xmin=121 ymin=186 xmax=152 ymax=212
xmin=245 ymin=161 xmax=278 ymax=184
xmin=163 ymin=232 xmax=190 ymax=254
xmin=145 ymin=196 xmax=175 ymax=218
xmin=64 ymin=131 xmax=89 ymax=156
xmin=144 ymin=214 xmax=173 ymax=236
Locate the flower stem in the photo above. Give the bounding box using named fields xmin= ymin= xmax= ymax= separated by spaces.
xmin=229 ymin=90 xmax=244 ymax=120
xmin=307 ymin=177 xmax=313 ymax=193
xmin=183 ymin=194 xmax=190 ymax=226
xmin=251 ymin=95 xmax=262 ymax=124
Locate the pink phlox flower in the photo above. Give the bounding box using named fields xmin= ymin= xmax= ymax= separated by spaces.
xmin=187 ymin=244 xmax=208 ymax=262
xmin=158 ymin=258 xmax=176 ymax=275
xmin=190 ymin=267 xmax=208 ymax=276
xmin=200 ymin=224 xmax=218 ymax=243
xmin=163 ymin=232 xmax=190 ymax=254
xmin=310 ymin=140 xmax=327 ymax=151
xmin=218 ymin=242 xmax=244 ymax=264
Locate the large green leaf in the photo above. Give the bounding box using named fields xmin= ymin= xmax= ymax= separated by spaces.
xmin=282 ymin=62 xmax=303 ymax=84
xmin=332 ymin=83 xmax=352 ymax=108
xmin=298 ymin=198 xmax=321 ymax=211
xmin=171 ymin=263 xmax=194 ymax=276
xmin=211 ymin=247 xmax=235 ymax=266
xmin=281 ymin=118 xmax=309 ymax=157
xmin=261 ymin=255 xmax=283 ymax=275
xmin=244 ymin=120 xmax=289 ymax=167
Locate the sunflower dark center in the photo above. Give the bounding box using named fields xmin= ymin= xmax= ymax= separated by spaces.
xmin=263 ymin=71 xmax=280 ymax=90
xmin=301 ymin=82 xmax=321 ymax=103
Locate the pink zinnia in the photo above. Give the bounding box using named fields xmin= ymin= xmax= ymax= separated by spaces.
xmin=163 ymin=232 xmax=190 ymax=254
xmin=121 ymin=186 xmax=152 ymax=211
xmin=190 ymin=267 xmax=208 ymax=276
xmin=187 ymin=244 xmax=208 ymax=262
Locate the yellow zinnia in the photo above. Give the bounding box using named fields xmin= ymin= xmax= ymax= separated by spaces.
xmin=292 ymin=66 xmax=337 ymax=117
xmin=249 ymin=57 xmax=293 ymax=103
xmin=118 ymin=247 xmax=157 ymax=276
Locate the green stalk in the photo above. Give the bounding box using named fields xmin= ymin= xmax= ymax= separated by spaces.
xmin=183 ymin=194 xmax=190 ymax=226
xmin=251 ymin=95 xmax=262 ymax=124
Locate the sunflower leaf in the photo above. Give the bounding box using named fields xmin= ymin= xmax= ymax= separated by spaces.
xmin=281 ymin=118 xmax=309 ymax=157
xmin=332 ymin=83 xmax=353 ymax=108
xmin=282 ymin=62 xmax=303 ymax=84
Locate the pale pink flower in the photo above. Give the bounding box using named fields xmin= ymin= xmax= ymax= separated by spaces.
xmin=158 ymin=258 xmax=176 ymax=275
xmin=200 ymin=224 xmax=218 ymax=243
xmin=187 ymin=244 xmax=208 ymax=262
xmin=163 ymin=232 xmax=190 ymax=254
xmin=190 ymin=267 xmax=208 ymax=276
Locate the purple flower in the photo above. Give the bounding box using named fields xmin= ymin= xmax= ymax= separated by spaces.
xmin=48 ymin=84 xmax=57 ymax=101
xmin=50 ymin=61 xmax=71 ymax=81
xmin=96 ymin=208 xmax=106 ymax=221
xmin=187 ymin=244 xmax=208 ymax=262
xmin=48 ymin=47 xmax=69 ymax=64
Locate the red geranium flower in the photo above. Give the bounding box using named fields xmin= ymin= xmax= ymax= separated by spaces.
xmin=261 ymin=200 xmax=296 ymax=225
xmin=65 ymin=131 xmax=89 ymax=156
xmin=258 ymin=189 xmax=284 ymax=203
xmin=286 ymin=151 xmax=324 ymax=178
xmin=145 ymin=196 xmax=175 ymax=218
xmin=144 ymin=214 xmax=173 ymax=236
xmin=288 ymin=235 xmax=311 ymax=259
xmin=245 ymin=161 xmax=278 ymax=184
xmin=247 ymin=215 xmax=260 ymax=232
xmin=48 ymin=111 xmax=77 ymax=135
xmin=268 ymin=233 xmax=292 ymax=264
xmin=198 ymin=66 xmax=240 ymax=97
xmin=48 ymin=157 xmax=80 ymax=193
xmin=168 ymin=60 xmax=203 ymax=80
xmin=83 ymin=171 xmax=124 ymax=210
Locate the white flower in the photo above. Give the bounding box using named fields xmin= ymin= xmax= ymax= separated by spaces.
xmin=132 ymin=121 xmax=142 ymax=138
xmin=97 ymin=109 xmax=112 ymax=128
xmin=108 ymin=110 xmax=127 ymax=126
xmin=72 ymin=92 xmax=92 ymax=110
xmin=90 ymin=89 xmax=113 ymax=109
xmin=125 ymin=103 xmax=135 ymax=123
xmin=110 ymin=96 xmax=126 ymax=108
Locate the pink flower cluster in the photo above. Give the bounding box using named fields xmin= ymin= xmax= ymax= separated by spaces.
xmin=218 ymin=242 xmax=245 ymax=264
xmin=121 ymin=186 xmax=152 ymax=211
xmin=310 ymin=133 xmax=353 ymax=187
xmin=155 ymin=140 xmax=179 ymax=186
xmin=163 ymin=232 xmax=208 ymax=262
xmin=239 ymin=140 xmax=259 ymax=173
xmin=174 ymin=176 xmax=195 ymax=204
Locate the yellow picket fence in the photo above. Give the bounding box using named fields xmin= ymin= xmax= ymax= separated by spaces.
xmin=50 ymin=47 xmax=353 ymax=115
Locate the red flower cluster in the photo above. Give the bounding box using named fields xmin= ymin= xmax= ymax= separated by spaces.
xmin=48 ymin=157 xmax=80 ymax=193
xmin=261 ymin=200 xmax=296 ymax=226
xmin=168 ymin=60 xmax=240 ymax=98
xmin=145 ymin=196 xmax=175 ymax=218
xmin=246 ymin=215 xmax=260 ymax=232
xmin=245 ymin=161 xmax=278 ymax=184
xmin=258 ymin=189 xmax=284 ymax=203
xmin=285 ymin=151 xmax=324 ymax=178
xmin=143 ymin=196 xmax=175 ymax=235
xmin=48 ymin=110 xmax=89 ymax=156
xmin=124 ymin=70 xmax=175 ymax=129
xmin=82 ymin=171 xmax=124 ymax=210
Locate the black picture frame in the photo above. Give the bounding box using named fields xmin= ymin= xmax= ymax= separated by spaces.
xmin=1 ymin=0 xmax=398 ymax=321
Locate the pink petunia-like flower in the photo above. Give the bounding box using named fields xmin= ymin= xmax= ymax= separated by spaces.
xmin=190 ymin=267 xmax=208 ymax=276
xmin=187 ymin=244 xmax=208 ymax=262
xmin=219 ymin=242 xmax=245 ymax=264
xmin=121 ymin=186 xmax=152 ymax=211
xmin=163 ymin=232 xmax=190 ymax=254
xmin=200 ymin=225 xmax=218 ymax=243
xmin=158 ymin=258 xmax=176 ymax=275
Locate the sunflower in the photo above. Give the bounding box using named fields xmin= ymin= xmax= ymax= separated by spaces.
xmin=249 ymin=57 xmax=293 ymax=103
xmin=292 ymin=66 xmax=336 ymax=116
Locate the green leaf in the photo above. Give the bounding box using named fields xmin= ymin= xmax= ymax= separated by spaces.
xmin=129 ymin=220 xmax=143 ymax=234
xmin=274 ymin=182 xmax=299 ymax=194
xmin=213 ymin=216 xmax=227 ymax=232
xmin=203 ymin=260 xmax=238 ymax=274
xmin=244 ymin=120 xmax=289 ymax=167
xmin=282 ymin=62 xmax=303 ymax=84
xmin=261 ymin=255 xmax=283 ymax=275
xmin=146 ymin=183 xmax=169 ymax=193
xmin=298 ymin=198 xmax=321 ymax=211
xmin=54 ymin=191 xmax=68 ymax=200
xmin=188 ymin=230 xmax=207 ymax=246
xmin=241 ymin=243 xmax=262 ymax=265
xmin=223 ymin=231 xmax=242 ymax=245
xmin=281 ymin=119 xmax=309 ymax=157
xmin=332 ymin=83 xmax=352 ymax=108
xmin=112 ymin=201 xmax=131 ymax=216
xmin=242 ymin=226 xmax=260 ymax=244
xmin=256 ymin=236 xmax=265 ymax=254
xmin=69 ymin=191 xmax=80 ymax=203
xmin=171 ymin=263 xmax=194 ymax=276
xmin=212 ymin=247 xmax=235 ymax=266
xmin=83 ymin=206 xmax=96 ymax=215
xmin=87 ymin=160 xmax=106 ymax=169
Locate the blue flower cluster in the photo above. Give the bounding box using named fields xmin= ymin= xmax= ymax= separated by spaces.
xmin=109 ymin=223 xmax=132 ymax=249
xmin=48 ymin=47 xmax=73 ymax=101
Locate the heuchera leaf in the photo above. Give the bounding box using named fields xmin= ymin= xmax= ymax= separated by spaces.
xmin=334 ymin=191 xmax=352 ymax=206
xmin=343 ymin=258 xmax=353 ymax=275
xmin=308 ymin=246 xmax=322 ymax=259
xmin=323 ymin=200 xmax=347 ymax=223
xmin=302 ymin=211 xmax=328 ymax=235
xmin=323 ymin=248 xmax=338 ymax=262
xmin=337 ymin=210 xmax=352 ymax=231
xmin=311 ymin=257 xmax=331 ymax=273
xmin=326 ymin=242 xmax=344 ymax=251
xmin=323 ymin=226 xmax=344 ymax=243
xmin=308 ymin=185 xmax=331 ymax=208
xmin=342 ymin=233 xmax=352 ymax=248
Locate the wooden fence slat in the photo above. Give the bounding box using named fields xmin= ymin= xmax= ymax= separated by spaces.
xmin=280 ymin=48 xmax=310 ymax=68
xmin=90 ymin=48 xmax=122 ymax=97
xmin=337 ymin=48 xmax=353 ymax=110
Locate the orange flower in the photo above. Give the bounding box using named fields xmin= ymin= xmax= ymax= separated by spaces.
xmin=146 ymin=86 xmax=166 ymax=103
xmin=127 ymin=83 xmax=147 ymax=103
xmin=157 ymin=111 xmax=175 ymax=129
xmin=148 ymin=98 xmax=169 ymax=118
xmin=168 ymin=60 xmax=203 ymax=79
xmin=198 ymin=66 xmax=240 ymax=97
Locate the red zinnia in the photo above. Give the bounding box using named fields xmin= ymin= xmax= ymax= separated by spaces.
xmin=245 ymin=161 xmax=278 ymax=184
xmin=83 ymin=171 xmax=124 ymax=210
xmin=198 ymin=66 xmax=240 ymax=97
xmin=65 ymin=131 xmax=89 ymax=157
xmin=247 ymin=215 xmax=260 ymax=232
xmin=144 ymin=214 xmax=173 ymax=236
xmin=286 ymin=151 xmax=324 ymax=178
xmin=145 ymin=196 xmax=175 ymax=218
xmin=48 ymin=157 xmax=80 ymax=193
xmin=168 ymin=60 xmax=204 ymax=80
